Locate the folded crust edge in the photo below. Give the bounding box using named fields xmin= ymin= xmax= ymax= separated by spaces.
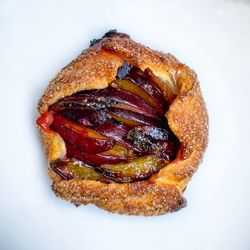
xmin=37 ymin=32 xmax=208 ymax=216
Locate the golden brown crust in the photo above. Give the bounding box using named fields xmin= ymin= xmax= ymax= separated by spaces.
xmin=52 ymin=180 xmax=186 ymax=216
xmin=37 ymin=32 xmax=208 ymax=216
xmin=38 ymin=49 xmax=124 ymax=113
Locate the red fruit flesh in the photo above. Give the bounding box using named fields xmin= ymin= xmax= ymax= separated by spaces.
xmin=91 ymin=123 xmax=130 ymax=142
xmin=126 ymin=68 xmax=168 ymax=109
xmin=58 ymin=108 xmax=108 ymax=126
xmin=52 ymin=115 xmax=115 ymax=153
xmin=36 ymin=111 xmax=54 ymax=132
xmin=95 ymin=87 xmax=160 ymax=118
xmin=91 ymin=123 xmax=141 ymax=152
xmin=155 ymin=141 xmax=178 ymax=160
xmin=50 ymin=94 xmax=111 ymax=111
xmin=66 ymin=143 xmax=128 ymax=166
xmin=44 ymin=64 xmax=180 ymax=180
xmin=111 ymin=79 xmax=164 ymax=114
xmin=91 ymin=123 xmax=139 ymax=151
xmin=50 ymin=87 xmax=159 ymax=118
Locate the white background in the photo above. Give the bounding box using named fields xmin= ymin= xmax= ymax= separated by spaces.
xmin=1 ymin=0 xmax=250 ymax=249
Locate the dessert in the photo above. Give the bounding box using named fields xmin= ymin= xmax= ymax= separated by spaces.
xmin=37 ymin=30 xmax=208 ymax=215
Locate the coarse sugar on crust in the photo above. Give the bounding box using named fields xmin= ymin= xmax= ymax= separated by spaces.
xmin=37 ymin=31 xmax=208 ymax=216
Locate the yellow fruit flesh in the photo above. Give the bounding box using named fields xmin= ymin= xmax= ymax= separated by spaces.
xmin=101 ymin=143 xmax=135 ymax=158
xmin=112 ymin=80 xmax=162 ymax=111
xmin=109 ymin=113 xmax=141 ymax=126
xmin=65 ymin=161 xmax=104 ymax=181
xmin=98 ymin=155 xmax=167 ymax=182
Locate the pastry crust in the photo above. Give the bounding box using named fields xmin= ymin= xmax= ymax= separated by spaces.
xmin=37 ymin=31 xmax=208 ymax=216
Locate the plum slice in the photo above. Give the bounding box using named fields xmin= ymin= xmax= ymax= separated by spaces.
xmin=44 ymin=64 xmax=180 ymax=182
xmin=58 ymin=108 xmax=109 ymax=126
xmin=91 ymin=123 xmax=141 ymax=152
xmin=108 ymin=107 xmax=163 ymax=127
xmin=97 ymin=155 xmax=167 ymax=182
xmin=111 ymin=79 xmax=164 ymax=114
xmin=143 ymin=68 xmax=178 ymax=103
xmin=52 ymin=115 xmax=115 ymax=153
xmin=94 ymin=86 xmax=160 ymax=118
xmin=50 ymin=160 xmax=110 ymax=182
xmin=91 ymin=123 xmax=130 ymax=142
xmin=126 ymin=126 xmax=179 ymax=160
xmin=66 ymin=143 xmax=128 ymax=166
xmin=101 ymin=143 xmax=135 ymax=158
xmin=50 ymin=87 xmax=159 ymax=118
xmin=125 ymin=67 xmax=168 ymax=109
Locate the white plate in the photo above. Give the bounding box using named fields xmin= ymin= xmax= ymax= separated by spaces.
xmin=1 ymin=0 xmax=250 ymax=249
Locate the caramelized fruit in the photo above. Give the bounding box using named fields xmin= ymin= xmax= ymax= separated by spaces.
xmin=45 ymin=63 xmax=179 ymax=182
xmin=97 ymin=155 xmax=167 ymax=182
xmin=111 ymin=79 xmax=164 ymax=114
xmin=37 ymin=111 xmax=54 ymax=132
xmin=66 ymin=143 xmax=128 ymax=166
xmin=52 ymin=115 xmax=115 ymax=153
xmin=50 ymin=160 xmax=108 ymax=181
xmin=126 ymin=126 xmax=179 ymax=160
xmin=108 ymin=107 xmax=162 ymax=127
xmin=92 ymin=123 xmax=130 ymax=142
xmin=58 ymin=108 xmax=109 ymax=126
xmin=126 ymin=67 xmax=168 ymax=109
xmin=94 ymin=87 xmax=160 ymax=118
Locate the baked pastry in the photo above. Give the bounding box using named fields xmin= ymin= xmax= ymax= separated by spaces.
xmin=36 ymin=30 xmax=208 ymax=216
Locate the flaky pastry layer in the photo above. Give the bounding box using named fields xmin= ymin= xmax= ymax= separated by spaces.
xmin=37 ymin=31 xmax=208 ymax=216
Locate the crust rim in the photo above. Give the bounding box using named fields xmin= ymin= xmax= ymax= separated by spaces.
xmin=37 ymin=32 xmax=208 ymax=216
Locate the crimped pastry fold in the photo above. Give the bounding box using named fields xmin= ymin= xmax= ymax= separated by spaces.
xmin=37 ymin=31 xmax=208 ymax=216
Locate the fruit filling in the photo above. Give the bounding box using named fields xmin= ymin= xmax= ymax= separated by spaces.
xmin=37 ymin=63 xmax=179 ymax=183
